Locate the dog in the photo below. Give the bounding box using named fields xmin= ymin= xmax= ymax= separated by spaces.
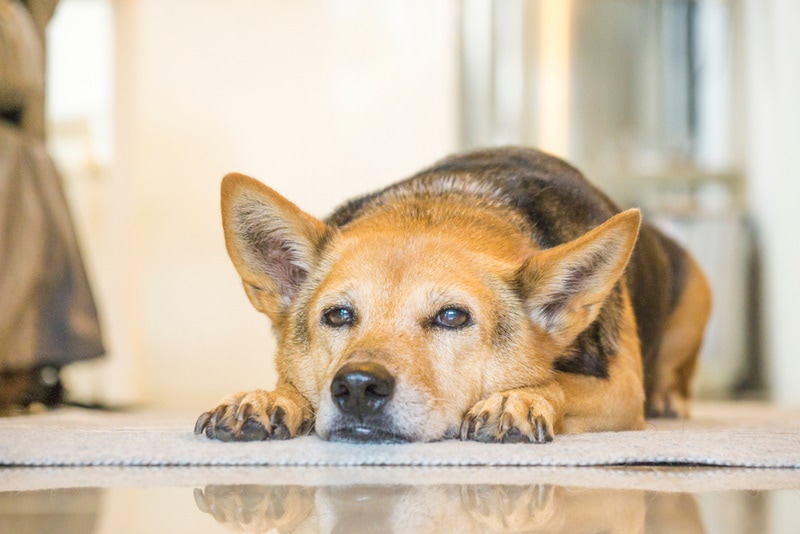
xmin=194 ymin=147 xmax=711 ymax=443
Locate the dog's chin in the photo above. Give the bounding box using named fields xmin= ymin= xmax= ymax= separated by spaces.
xmin=326 ymin=425 xmax=412 ymax=444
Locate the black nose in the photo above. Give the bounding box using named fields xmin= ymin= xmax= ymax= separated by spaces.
xmin=330 ymin=362 xmax=395 ymax=417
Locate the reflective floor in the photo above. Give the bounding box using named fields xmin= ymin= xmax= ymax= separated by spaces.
xmin=2 ymin=467 xmax=799 ymax=533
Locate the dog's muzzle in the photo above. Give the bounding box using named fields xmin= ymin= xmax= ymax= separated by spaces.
xmin=328 ymin=361 xmax=406 ymax=443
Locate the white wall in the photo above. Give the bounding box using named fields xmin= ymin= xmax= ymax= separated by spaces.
xmin=107 ymin=0 xmax=458 ymax=408
xmin=743 ymin=0 xmax=800 ymax=406
xmin=48 ymin=0 xmax=141 ymax=406
xmin=54 ymin=0 xmax=458 ymax=413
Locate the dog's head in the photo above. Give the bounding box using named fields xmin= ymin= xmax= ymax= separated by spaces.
xmin=221 ymin=173 xmax=640 ymax=442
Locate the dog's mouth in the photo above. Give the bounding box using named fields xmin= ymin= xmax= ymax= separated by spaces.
xmin=327 ymin=425 xmax=411 ymax=444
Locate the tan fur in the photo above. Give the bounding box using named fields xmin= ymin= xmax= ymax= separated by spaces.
xmin=518 ymin=209 xmax=641 ymax=351
xmin=196 ymin=169 xmax=705 ymax=444
xmin=220 ymin=173 xmax=331 ymax=328
xmin=304 ymin=197 xmax=553 ymax=441
xmin=557 ymin=285 xmax=646 ymax=433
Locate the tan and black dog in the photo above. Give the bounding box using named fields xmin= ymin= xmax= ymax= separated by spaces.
xmin=195 ymin=147 xmax=710 ymax=443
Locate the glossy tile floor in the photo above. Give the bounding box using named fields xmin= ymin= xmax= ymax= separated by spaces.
xmin=2 ymin=467 xmax=799 ymax=533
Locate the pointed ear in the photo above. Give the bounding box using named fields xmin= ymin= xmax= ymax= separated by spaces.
xmin=221 ymin=173 xmax=332 ymax=323
xmin=518 ymin=209 xmax=641 ymax=349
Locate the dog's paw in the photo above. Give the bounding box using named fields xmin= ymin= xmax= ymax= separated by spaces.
xmin=460 ymin=389 xmax=559 ymax=443
xmin=646 ymin=389 xmax=690 ymax=419
xmin=194 ymin=388 xmax=314 ymax=442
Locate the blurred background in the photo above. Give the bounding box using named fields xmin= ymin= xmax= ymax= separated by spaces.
xmin=36 ymin=0 xmax=799 ymax=409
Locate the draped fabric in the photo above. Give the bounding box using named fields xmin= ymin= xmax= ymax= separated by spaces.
xmin=0 ymin=0 xmax=104 ymax=372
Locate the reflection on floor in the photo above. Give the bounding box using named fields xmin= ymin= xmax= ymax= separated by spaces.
xmin=194 ymin=484 xmax=669 ymax=532
xmin=0 ymin=479 xmax=794 ymax=534
xmin=0 ymin=488 xmax=102 ymax=534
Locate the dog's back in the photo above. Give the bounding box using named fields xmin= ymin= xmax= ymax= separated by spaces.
xmin=327 ymin=147 xmax=710 ymax=416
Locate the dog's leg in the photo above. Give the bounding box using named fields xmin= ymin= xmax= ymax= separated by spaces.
xmin=554 ymin=358 xmax=647 ymax=434
xmin=554 ymin=298 xmax=648 ymax=434
xmin=462 ymin=291 xmax=649 ymax=441
xmin=646 ymin=256 xmax=711 ymax=418
xmin=195 ymin=383 xmax=314 ymax=441
xmin=460 ymin=381 xmax=566 ymax=443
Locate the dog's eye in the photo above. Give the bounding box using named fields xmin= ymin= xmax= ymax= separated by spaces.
xmin=323 ymin=306 xmax=355 ymax=327
xmin=434 ymin=307 xmax=471 ymax=329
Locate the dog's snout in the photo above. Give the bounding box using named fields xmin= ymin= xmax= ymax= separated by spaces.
xmin=331 ymin=362 xmax=395 ymax=416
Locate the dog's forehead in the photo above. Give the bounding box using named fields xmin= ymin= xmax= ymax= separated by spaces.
xmin=321 ymin=232 xmax=469 ymax=289
xmin=332 ymin=204 xmax=533 ymax=262
xmin=309 ymin=223 xmax=528 ymax=311
xmin=328 ymin=228 xmax=514 ymax=279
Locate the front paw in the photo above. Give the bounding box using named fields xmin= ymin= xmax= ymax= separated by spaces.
xmin=194 ymin=387 xmax=314 ymax=442
xmin=460 ymin=389 xmax=559 ymax=443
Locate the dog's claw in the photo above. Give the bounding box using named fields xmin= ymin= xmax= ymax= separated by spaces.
xmin=459 ymin=414 xmax=472 ymax=441
xmin=237 ymin=403 xmax=253 ymax=423
xmin=500 ymin=412 xmax=530 ymax=443
xmin=500 ymin=412 xmax=513 ymax=435
xmin=269 ymin=405 xmax=286 ymax=427
xmin=473 ymin=411 xmax=488 ymax=438
xmin=194 ymin=412 xmax=211 ymax=435
xmin=533 ymin=418 xmax=552 ymax=443
xmin=268 ymin=406 xmax=292 ymax=440
xmin=459 ymin=410 xmax=487 ymax=441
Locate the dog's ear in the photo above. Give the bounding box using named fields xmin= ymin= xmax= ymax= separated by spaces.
xmin=221 ymin=173 xmax=332 ymax=323
xmin=518 ymin=209 xmax=641 ymax=350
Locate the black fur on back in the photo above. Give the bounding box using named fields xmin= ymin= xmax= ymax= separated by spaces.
xmin=325 ymin=147 xmax=687 ymax=392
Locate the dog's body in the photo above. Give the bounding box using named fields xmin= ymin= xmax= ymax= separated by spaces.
xmin=195 ymin=147 xmax=710 ymax=443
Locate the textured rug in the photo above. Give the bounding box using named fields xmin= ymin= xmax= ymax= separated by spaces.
xmin=1 ymin=402 xmax=799 ymax=470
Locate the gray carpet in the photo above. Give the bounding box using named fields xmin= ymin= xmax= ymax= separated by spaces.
xmin=1 ymin=402 xmax=799 ymax=469
xmin=5 ymin=465 xmax=800 ymax=493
